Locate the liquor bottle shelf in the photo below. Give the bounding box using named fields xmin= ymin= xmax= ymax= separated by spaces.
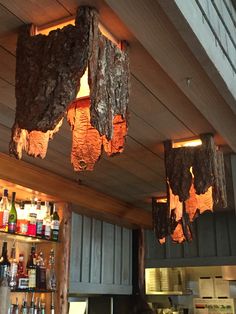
xmin=11 ymin=288 xmax=56 ymax=293
xmin=0 ymin=230 xmax=59 ymax=243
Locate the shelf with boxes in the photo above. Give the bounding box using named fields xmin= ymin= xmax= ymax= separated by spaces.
xmin=145 ymin=267 xmax=192 ymax=296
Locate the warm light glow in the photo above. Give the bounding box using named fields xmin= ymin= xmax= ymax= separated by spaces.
xmin=36 ymin=17 xmax=120 ymax=47
xmin=155 ymin=197 xmax=167 ymax=203
xmin=37 ymin=17 xmax=120 ymax=100
xmin=76 ymin=69 xmax=90 ymax=99
xmin=173 ymin=138 xmax=202 ymax=148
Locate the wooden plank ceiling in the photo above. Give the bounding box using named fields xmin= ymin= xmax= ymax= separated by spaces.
xmin=0 ymin=0 xmax=227 ymax=215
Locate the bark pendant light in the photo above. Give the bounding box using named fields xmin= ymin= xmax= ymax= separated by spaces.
xmin=10 ymin=6 xmax=130 ymax=171
xmin=153 ymin=134 xmax=227 ymax=244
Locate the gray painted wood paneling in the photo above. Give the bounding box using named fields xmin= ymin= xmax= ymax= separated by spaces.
xmin=145 ymin=211 xmax=236 ymax=268
xmin=69 ymin=213 xmax=132 ymax=294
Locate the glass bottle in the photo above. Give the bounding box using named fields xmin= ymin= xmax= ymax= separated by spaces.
xmin=9 ymin=242 xmax=18 ymax=290
xmin=36 ymin=200 xmax=43 ymax=237
xmin=29 ymin=293 xmax=35 ymax=314
xmin=41 ymin=302 xmax=46 ymax=314
xmin=28 ymin=198 xmax=37 ymax=237
xmin=21 ymin=296 xmax=28 ymax=314
xmin=17 ymin=201 xmax=28 ymax=235
xmin=47 ymin=249 xmax=56 ymax=290
xmin=51 ymin=204 xmax=60 ymax=241
xmin=43 ymin=202 xmax=51 ymax=240
xmin=34 ymin=297 xmax=38 ymax=314
xmin=1 ymin=188 xmax=9 ymax=230
xmin=27 ymin=245 xmax=37 ymax=289
xmin=15 ymin=297 xmax=19 ymax=314
xmin=51 ymin=292 xmax=55 ymax=314
xmin=0 ymin=241 xmax=10 ymax=285
xmin=36 ymin=251 xmax=46 ymax=290
xmin=20 ymin=293 xmax=28 ymax=314
xmin=17 ymin=253 xmax=29 ymax=289
xmin=8 ymin=192 xmax=17 ymax=234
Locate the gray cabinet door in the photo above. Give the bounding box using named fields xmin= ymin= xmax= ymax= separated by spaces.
xmin=145 ymin=211 xmax=236 ymax=267
xmin=69 ymin=213 xmax=132 ymax=294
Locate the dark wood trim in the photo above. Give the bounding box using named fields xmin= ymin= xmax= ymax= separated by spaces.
xmin=0 ymin=153 xmax=152 ymax=228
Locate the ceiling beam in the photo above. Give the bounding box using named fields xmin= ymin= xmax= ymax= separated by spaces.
xmin=105 ymin=0 xmax=236 ymax=152
xmin=0 ymin=152 xmax=152 ymax=229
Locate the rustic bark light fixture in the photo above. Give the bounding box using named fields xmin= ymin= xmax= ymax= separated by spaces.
xmin=153 ymin=134 xmax=227 ymax=244
xmin=10 ymin=6 xmax=129 ymax=171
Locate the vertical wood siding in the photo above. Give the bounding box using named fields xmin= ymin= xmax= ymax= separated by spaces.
xmin=145 ymin=211 xmax=236 ymax=267
xmin=69 ymin=213 xmax=133 ymax=294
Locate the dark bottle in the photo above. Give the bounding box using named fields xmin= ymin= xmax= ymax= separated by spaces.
xmin=27 ymin=245 xmax=37 ymax=289
xmin=29 ymin=292 xmax=35 ymax=314
xmin=0 ymin=241 xmax=10 ymax=284
xmin=8 ymin=191 xmax=17 ymax=234
xmin=21 ymin=296 xmax=28 ymax=314
xmin=51 ymin=204 xmax=60 ymax=241
xmin=36 ymin=251 xmax=46 ymax=290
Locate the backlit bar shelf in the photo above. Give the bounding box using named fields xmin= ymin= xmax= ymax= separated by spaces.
xmin=0 ymin=230 xmax=58 ymax=243
xmin=11 ymin=289 xmax=55 ymax=293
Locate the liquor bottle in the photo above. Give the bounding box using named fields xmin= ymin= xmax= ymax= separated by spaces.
xmin=51 ymin=204 xmax=60 ymax=241
xmin=0 ymin=193 xmax=3 ymax=228
xmin=0 ymin=241 xmax=10 ymax=284
xmin=0 ymin=188 xmax=9 ymax=230
xmin=28 ymin=199 xmax=37 ymax=237
xmin=36 ymin=251 xmax=46 ymax=290
xmin=27 ymin=245 xmax=37 ymax=289
xmin=14 ymin=297 xmax=19 ymax=314
xmin=29 ymin=293 xmax=35 ymax=314
xmin=9 ymin=242 xmax=18 ymax=290
xmin=21 ymin=294 xmax=28 ymax=314
xmin=41 ymin=302 xmax=46 ymax=314
xmin=51 ymin=292 xmax=55 ymax=314
xmin=47 ymin=249 xmax=56 ymax=290
xmin=43 ymin=202 xmax=51 ymax=240
xmin=37 ymin=298 xmax=42 ymax=314
xmin=33 ymin=297 xmax=38 ymax=314
xmin=8 ymin=192 xmax=17 ymax=234
xmin=36 ymin=200 xmax=43 ymax=238
xmin=17 ymin=201 xmax=28 ymax=235
xmin=17 ymin=253 xmax=29 ymax=289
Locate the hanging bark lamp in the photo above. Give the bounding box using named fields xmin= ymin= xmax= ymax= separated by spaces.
xmin=153 ymin=134 xmax=227 ymax=244
xmin=10 ymin=6 xmax=129 ymax=171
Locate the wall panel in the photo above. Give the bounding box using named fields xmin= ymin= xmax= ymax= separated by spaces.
xmin=69 ymin=213 xmax=132 ymax=294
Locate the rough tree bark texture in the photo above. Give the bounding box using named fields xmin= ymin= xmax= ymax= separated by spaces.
xmin=15 ymin=7 xmax=97 ymax=132
xmin=10 ymin=6 xmax=130 ymax=166
xmin=153 ymin=134 xmax=227 ymax=244
xmin=89 ymin=35 xmax=129 ymax=140
xmin=67 ymin=98 xmax=102 ymax=171
xmin=67 ymin=98 xmax=127 ymax=171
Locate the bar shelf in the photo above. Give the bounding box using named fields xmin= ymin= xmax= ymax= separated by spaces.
xmin=10 ymin=289 xmax=55 ymax=293
xmin=0 ymin=229 xmax=58 ymax=243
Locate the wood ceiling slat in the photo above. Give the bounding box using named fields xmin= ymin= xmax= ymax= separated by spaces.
xmin=105 ymin=0 xmax=236 ymax=150
xmin=0 ymin=0 xmax=71 ymax=25
xmin=0 ymin=106 xmax=164 ymax=208
xmin=0 ymin=46 xmax=15 ymax=84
